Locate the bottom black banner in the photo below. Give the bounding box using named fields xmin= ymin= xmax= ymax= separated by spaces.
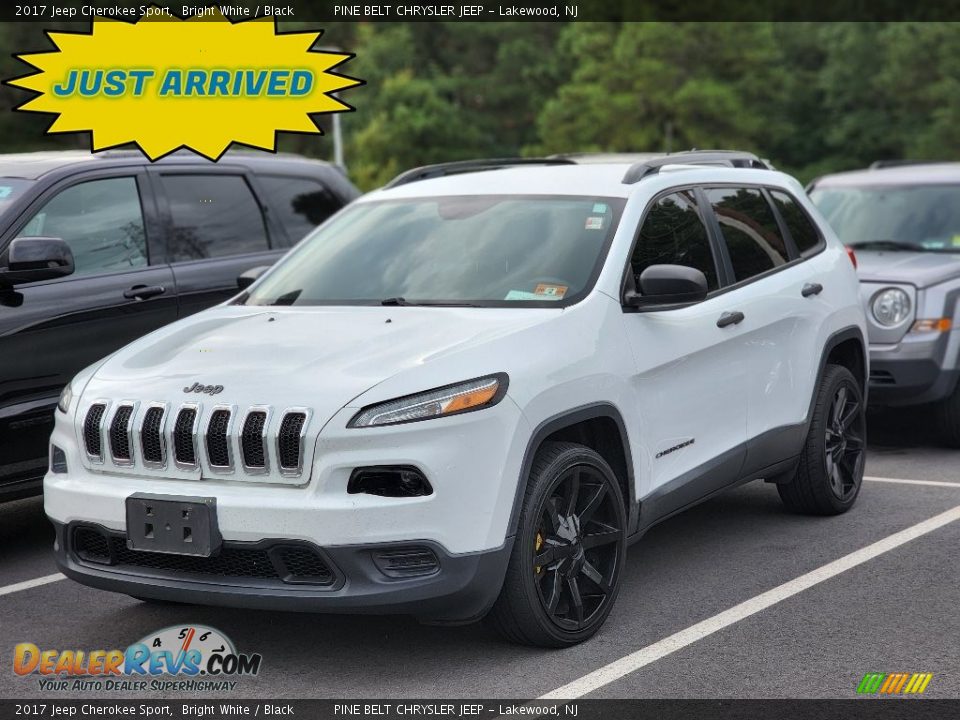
xmin=0 ymin=699 xmax=955 ymax=720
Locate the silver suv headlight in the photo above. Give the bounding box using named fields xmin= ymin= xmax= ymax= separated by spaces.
xmin=57 ymin=383 xmax=74 ymax=414
xmin=871 ymin=287 xmax=911 ymax=327
xmin=349 ymin=374 xmax=507 ymax=428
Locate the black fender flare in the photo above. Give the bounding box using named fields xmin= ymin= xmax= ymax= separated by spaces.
xmin=506 ymin=402 xmax=638 ymax=538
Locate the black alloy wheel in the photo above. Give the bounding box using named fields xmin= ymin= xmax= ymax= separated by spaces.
xmin=486 ymin=441 xmax=626 ymax=647
xmin=824 ymin=384 xmax=865 ymax=501
xmin=533 ymin=464 xmax=622 ymax=631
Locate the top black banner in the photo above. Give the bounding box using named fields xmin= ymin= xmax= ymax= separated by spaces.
xmin=5 ymin=0 xmax=960 ymax=23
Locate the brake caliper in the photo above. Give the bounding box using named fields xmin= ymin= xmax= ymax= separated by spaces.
xmin=534 ymin=531 xmax=543 ymax=575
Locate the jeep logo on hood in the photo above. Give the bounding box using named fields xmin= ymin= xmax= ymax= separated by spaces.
xmin=183 ymin=382 xmax=224 ymax=396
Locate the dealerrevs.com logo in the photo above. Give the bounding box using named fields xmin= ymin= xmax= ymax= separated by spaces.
xmin=13 ymin=625 xmax=261 ymax=692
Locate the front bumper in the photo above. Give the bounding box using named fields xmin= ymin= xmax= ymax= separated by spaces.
xmin=52 ymin=520 xmax=512 ymax=623
xmin=867 ymin=329 xmax=959 ymax=405
xmin=869 ymin=357 xmax=959 ymax=406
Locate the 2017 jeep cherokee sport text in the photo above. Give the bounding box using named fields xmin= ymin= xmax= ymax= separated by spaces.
xmin=45 ymin=152 xmax=869 ymax=647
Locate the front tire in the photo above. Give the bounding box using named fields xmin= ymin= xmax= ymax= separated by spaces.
xmin=778 ymin=364 xmax=866 ymax=515
xmin=486 ymin=441 xmax=627 ymax=647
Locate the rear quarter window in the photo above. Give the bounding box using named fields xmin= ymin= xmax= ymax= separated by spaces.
xmin=771 ymin=189 xmax=822 ymax=254
xmin=260 ymin=175 xmax=344 ymax=245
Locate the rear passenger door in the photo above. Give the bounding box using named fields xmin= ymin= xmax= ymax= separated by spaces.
xmin=149 ymin=168 xmax=284 ymax=318
xmin=701 ymin=186 xmax=828 ymax=475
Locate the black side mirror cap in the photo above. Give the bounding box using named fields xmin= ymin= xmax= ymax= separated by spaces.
xmin=624 ymin=264 xmax=709 ymax=309
xmin=237 ymin=265 xmax=270 ymax=290
xmin=0 ymin=237 xmax=75 ymax=288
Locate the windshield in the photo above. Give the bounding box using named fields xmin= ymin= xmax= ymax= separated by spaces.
xmin=0 ymin=178 xmax=34 ymax=220
xmin=810 ymin=184 xmax=960 ymax=252
xmin=244 ymin=195 xmax=625 ymax=307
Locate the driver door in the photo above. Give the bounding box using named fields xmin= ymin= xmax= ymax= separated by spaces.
xmin=620 ymin=189 xmax=749 ymax=519
xmin=0 ymin=170 xmax=176 ymax=486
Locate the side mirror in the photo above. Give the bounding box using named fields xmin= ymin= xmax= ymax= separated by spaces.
xmin=0 ymin=237 xmax=75 ymax=288
xmin=624 ymin=264 xmax=708 ymax=309
xmin=237 ymin=265 xmax=270 ymax=290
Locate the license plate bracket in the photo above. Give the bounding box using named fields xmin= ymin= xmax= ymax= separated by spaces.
xmin=125 ymin=493 xmax=221 ymax=557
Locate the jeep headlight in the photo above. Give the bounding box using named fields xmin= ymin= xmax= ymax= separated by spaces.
xmin=57 ymin=383 xmax=74 ymax=414
xmin=871 ymin=287 xmax=911 ymax=327
xmin=349 ymin=375 xmax=507 ymax=428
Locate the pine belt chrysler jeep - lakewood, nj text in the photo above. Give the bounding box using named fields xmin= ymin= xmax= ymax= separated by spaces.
xmin=45 ymin=152 xmax=868 ymax=647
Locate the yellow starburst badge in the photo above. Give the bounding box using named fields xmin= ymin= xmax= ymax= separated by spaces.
xmin=6 ymin=8 xmax=362 ymax=160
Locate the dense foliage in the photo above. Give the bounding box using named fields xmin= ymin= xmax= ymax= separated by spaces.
xmin=2 ymin=22 xmax=957 ymax=189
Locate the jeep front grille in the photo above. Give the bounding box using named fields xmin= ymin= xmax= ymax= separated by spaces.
xmin=140 ymin=406 xmax=165 ymax=465
xmin=206 ymin=409 xmax=232 ymax=468
xmin=80 ymin=401 xmax=311 ymax=481
xmin=241 ymin=411 xmax=268 ymax=469
xmin=278 ymin=412 xmax=306 ymax=471
xmin=109 ymin=405 xmax=134 ymax=462
xmin=83 ymin=403 xmax=106 ymax=460
xmin=173 ymin=407 xmax=198 ymax=466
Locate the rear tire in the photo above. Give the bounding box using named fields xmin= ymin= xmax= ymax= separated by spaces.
xmin=778 ymin=364 xmax=865 ymax=515
xmin=485 ymin=441 xmax=626 ymax=647
xmin=936 ymin=382 xmax=960 ymax=448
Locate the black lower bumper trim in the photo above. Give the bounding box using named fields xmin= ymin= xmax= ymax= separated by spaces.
xmin=868 ymin=359 xmax=959 ymax=406
xmin=52 ymin=521 xmax=513 ymax=624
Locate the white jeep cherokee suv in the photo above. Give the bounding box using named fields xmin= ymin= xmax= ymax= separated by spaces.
xmin=46 ymin=151 xmax=868 ymax=647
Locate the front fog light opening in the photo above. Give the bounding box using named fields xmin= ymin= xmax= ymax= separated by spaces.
xmin=348 ymin=466 xmax=433 ymax=497
xmin=50 ymin=445 xmax=68 ymax=474
xmin=872 ymin=287 xmax=911 ymax=327
xmin=372 ymin=546 xmax=440 ymax=578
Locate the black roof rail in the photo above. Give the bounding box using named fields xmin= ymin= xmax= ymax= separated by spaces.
xmin=621 ymin=150 xmax=771 ymax=184
xmin=383 ymin=157 xmax=576 ymax=189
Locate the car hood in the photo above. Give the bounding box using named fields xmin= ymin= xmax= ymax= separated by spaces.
xmin=82 ymin=304 xmax=554 ymax=420
xmin=855 ymin=249 xmax=960 ymax=287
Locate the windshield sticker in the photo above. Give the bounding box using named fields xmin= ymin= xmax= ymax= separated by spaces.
xmin=592 ymin=203 xmax=608 ymax=213
xmin=585 ymin=216 xmax=604 ymax=230
xmin=534 ymin=283 xmax=568 ymax=298
xmin=504 ymin=288 xmax=566 ymax=301
xmin=0 ymin=186 xmax=12 ymax=199
xmin=953 ymin=235 xmax=960 ymax=247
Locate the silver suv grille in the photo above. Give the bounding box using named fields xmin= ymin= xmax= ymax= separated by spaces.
xmin=80 ymin=402 xmax=312 ymax=481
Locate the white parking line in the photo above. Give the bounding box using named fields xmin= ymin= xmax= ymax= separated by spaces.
xmin=865 ymin=475 xmax=960 ymax=489
xmin=539 ymin=504 xmax=960 ymax=700
xmin=0 ymin=573 xmax=64 ymax=598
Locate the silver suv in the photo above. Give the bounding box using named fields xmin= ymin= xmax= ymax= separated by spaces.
xmin=810 ymin=163 xmax=960 ymax=446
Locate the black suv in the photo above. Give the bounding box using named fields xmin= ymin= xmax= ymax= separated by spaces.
xmin=0 ymin=150 xmax=359 ymax=500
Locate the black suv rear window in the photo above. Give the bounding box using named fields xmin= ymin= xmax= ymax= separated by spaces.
xmin=771 ymin=190 xmax=821 ymax=254
xmin=260 ymin=175 xmax=342 ymax=245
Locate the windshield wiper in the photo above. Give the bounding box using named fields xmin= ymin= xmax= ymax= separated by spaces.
xmin=847 ymin=240 xmax=922 ymax=252
xmin=380 ymin=297 xmax=480 ymax=307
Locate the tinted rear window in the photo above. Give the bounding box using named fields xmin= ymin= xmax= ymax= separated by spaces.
xmin=771 ymin=190 xmax=821 ymax=254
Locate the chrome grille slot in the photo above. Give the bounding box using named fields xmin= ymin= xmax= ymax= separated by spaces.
xmin=206 ymin=409 xmax=232 ymax=469
xmin=109 ymin=405 xmax=134 ymax=462
xmin=173 ymin=407 xmax=198 ymax=467
xmin=83 ymin=404 xmax=106 ymax=460
xmin=278 ymin=412 xmax=306 ymax=471
xmin=241 ymin=411 xmax=268 ymax=470
xmin=140 ymin=406 xmax=165 ymax=466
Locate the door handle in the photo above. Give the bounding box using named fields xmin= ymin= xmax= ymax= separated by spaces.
xmin=801 ymin=282 xmax=824 ymax=298
xmin=717 ymin=311 xmax=745 ymax=328
xmin=123 ymin=285 xmax=166 ymax=300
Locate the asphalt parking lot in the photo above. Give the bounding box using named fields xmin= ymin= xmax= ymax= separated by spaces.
xmin=2 ymin=408 xmax=958 ymax=701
